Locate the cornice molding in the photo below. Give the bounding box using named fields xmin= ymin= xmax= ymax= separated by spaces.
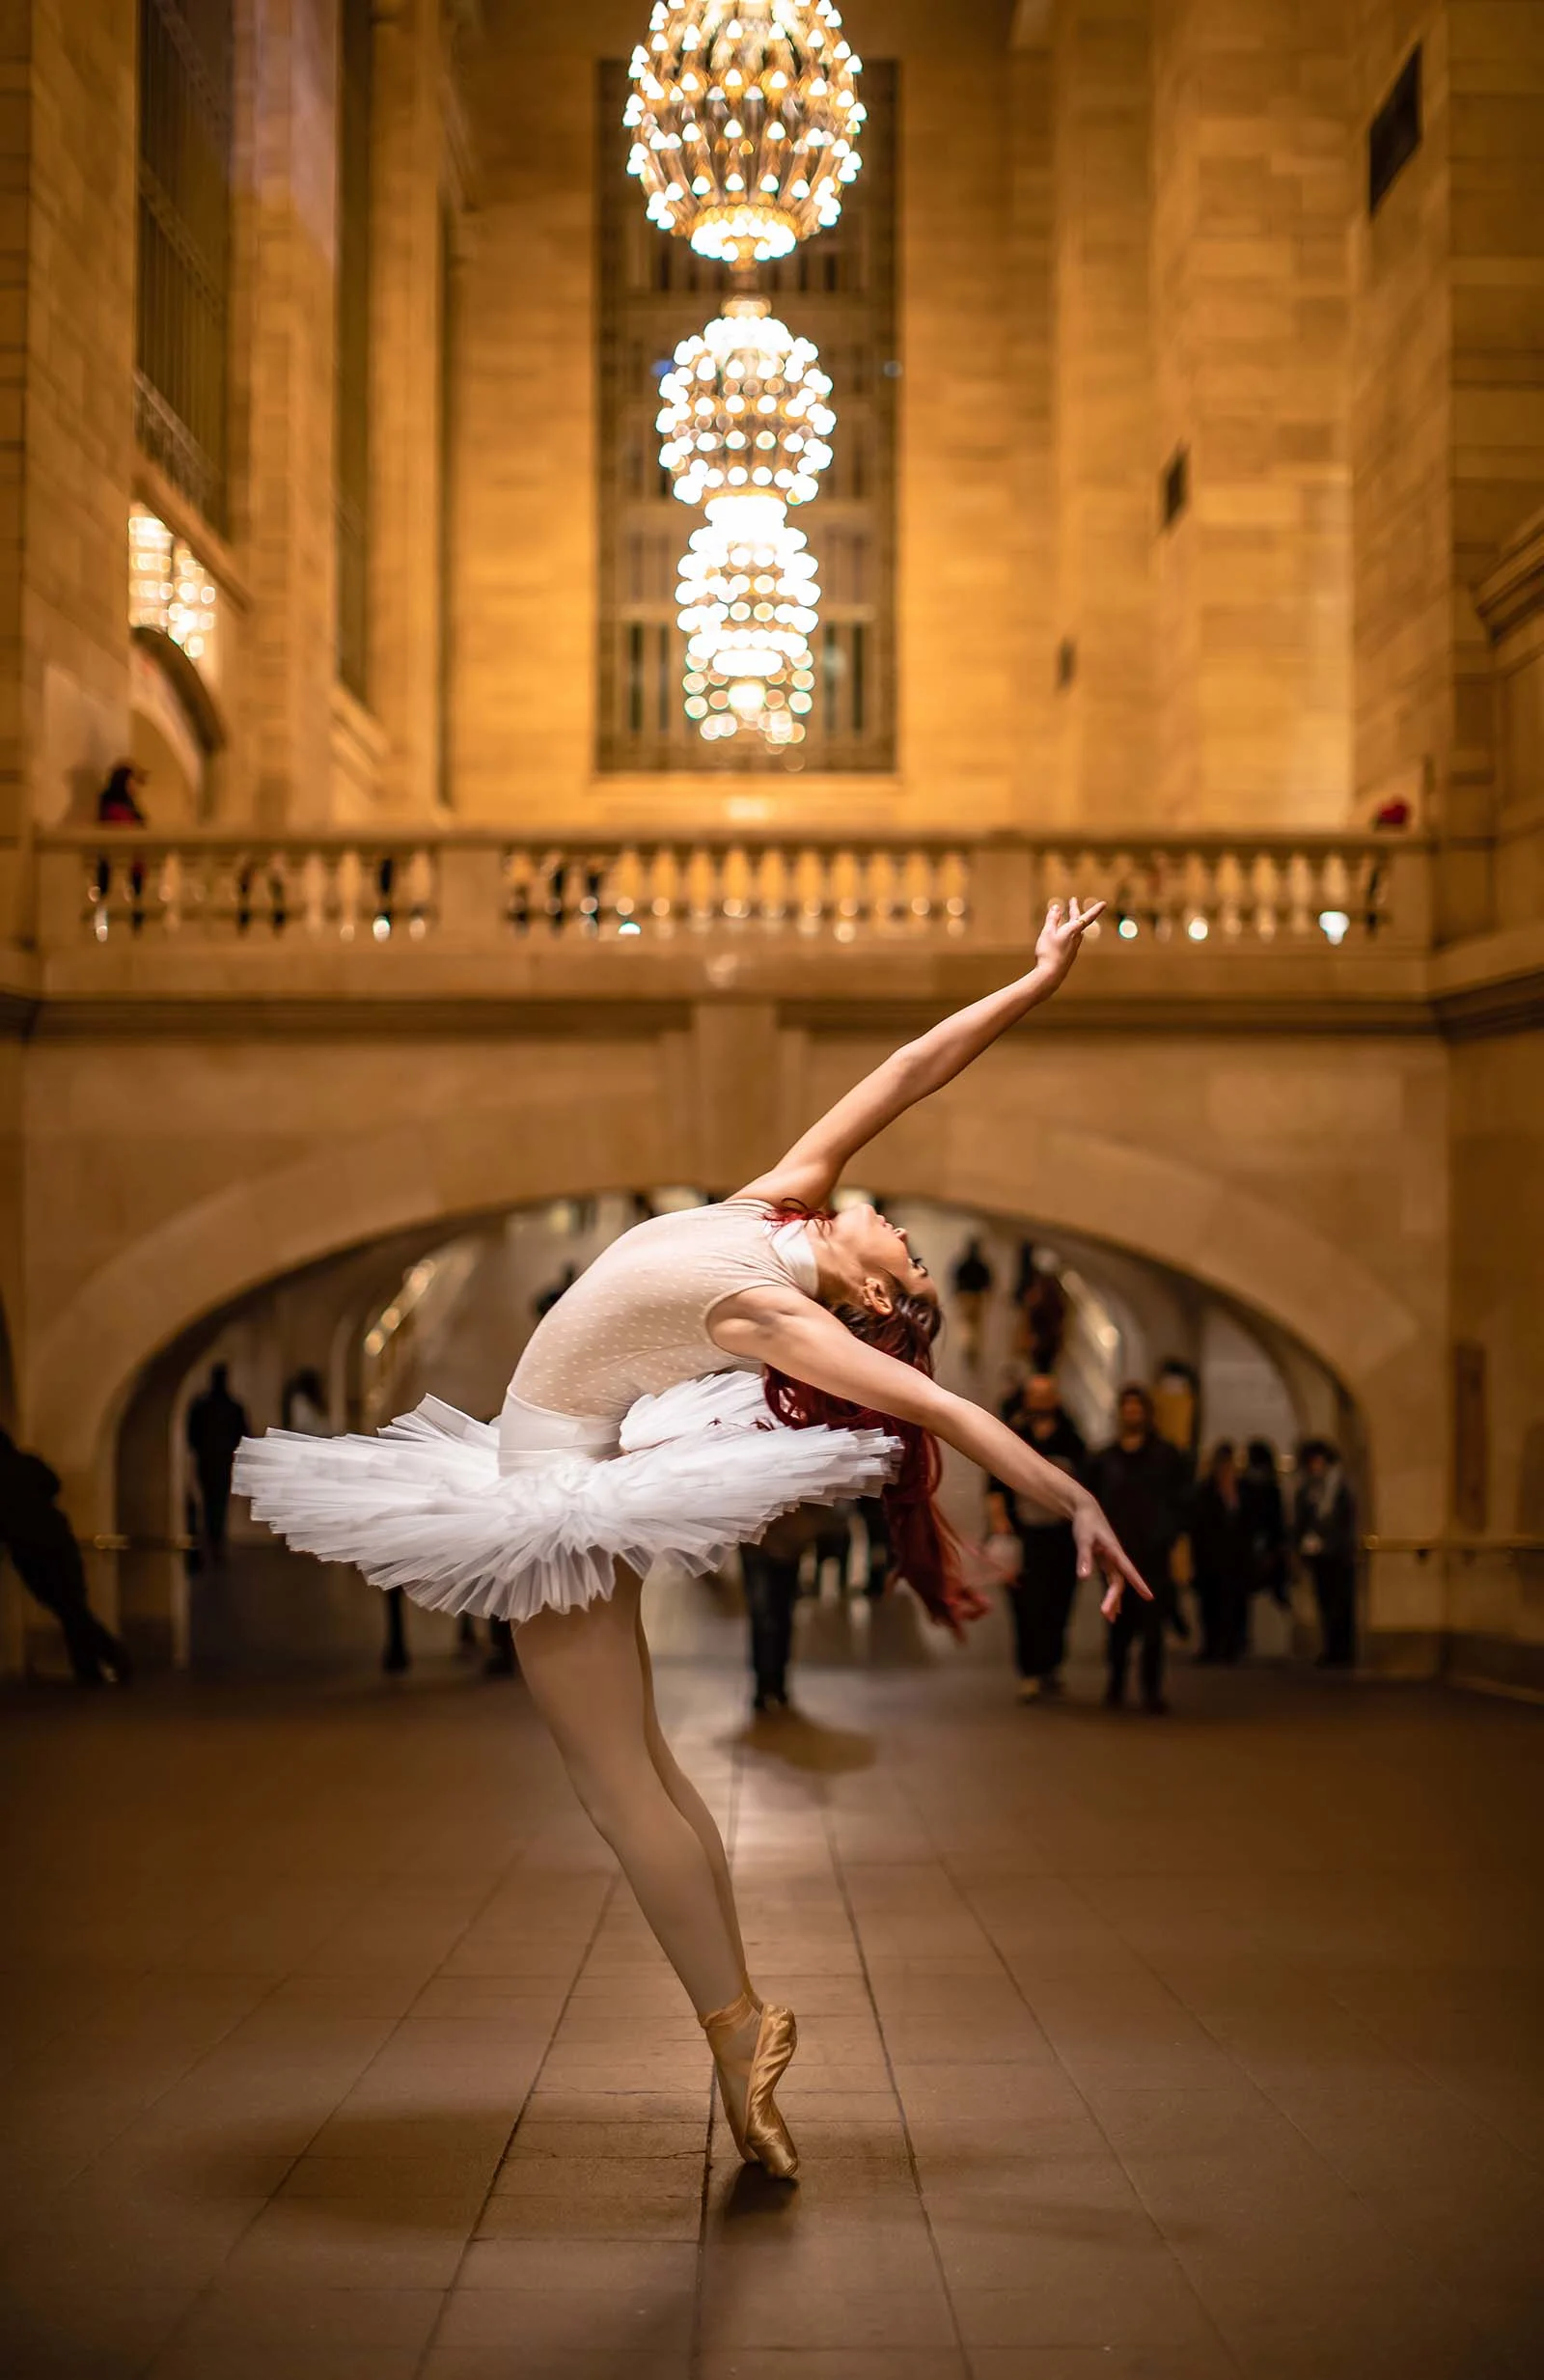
xmin=1475 ymin=507 xmax=1544 ymax=646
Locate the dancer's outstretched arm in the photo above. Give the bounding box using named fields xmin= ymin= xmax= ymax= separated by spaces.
xmin=736 ymin=899 xmax=1104 ymax=1209
xmin=710 ymin=1287 xmax=1149 ymax=1619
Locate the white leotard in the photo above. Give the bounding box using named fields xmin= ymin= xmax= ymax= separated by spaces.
xmin=508 ymin=1201 xmax=817 ymax=1426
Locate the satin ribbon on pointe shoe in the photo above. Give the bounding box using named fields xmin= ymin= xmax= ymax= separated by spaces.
xmin=701 ymin=1987 xmax=800 ymax=2180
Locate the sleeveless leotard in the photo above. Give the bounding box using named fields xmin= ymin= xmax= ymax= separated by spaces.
xmin=509 ymin=1201 xmax=818 ymax=1425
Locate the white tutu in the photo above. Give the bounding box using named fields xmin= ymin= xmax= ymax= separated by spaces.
xmin=234 ymin=1370 xmax=899 ymax=1624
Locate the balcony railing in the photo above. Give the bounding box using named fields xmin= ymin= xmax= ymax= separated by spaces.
xmin=34 ymin=828 xmax=1430 ymax=955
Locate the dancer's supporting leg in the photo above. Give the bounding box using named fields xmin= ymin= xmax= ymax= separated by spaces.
xmin=631 ymin=1583 xmax=752 ymax=1987
xmin=515 ymin=1566 xmax=762 ymax=2120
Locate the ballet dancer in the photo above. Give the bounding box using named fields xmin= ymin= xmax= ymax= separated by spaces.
xmin=236 ymin=898 xmax=1148 ymax=2180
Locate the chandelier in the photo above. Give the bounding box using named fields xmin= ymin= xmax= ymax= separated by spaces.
xmin=676 ymin=494 xmax=818 ymax=744
xmin=657 ymin=296 xmax=834 ymax=510
xmin=625 ymin=0 xmax=866 ymax=265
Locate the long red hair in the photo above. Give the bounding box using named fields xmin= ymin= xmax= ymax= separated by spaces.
xmin=760 ymin=1204 xmax=981 ymax=1636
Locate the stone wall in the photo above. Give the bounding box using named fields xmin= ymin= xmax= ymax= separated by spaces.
xmin=1050 ymin=0 xmax=1156 ymax=825
xmin=1151 ymin=0 xmax=1353 ymax=826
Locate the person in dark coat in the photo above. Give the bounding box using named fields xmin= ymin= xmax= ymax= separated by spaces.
xmin=0 ymin=1428 xmax=130 ymax=1685
xmin=186 ymin=1364 xmax=249 ymax=1563
xmin=1294 ymin=1439 xmax=1358 ymax=1667
xmin=741 ymin=1505 xmax=833 ymax=1714
xmin=1240 ymin=1438 xmax=1288 ymax=1609
xmin=1087 ymin=1384 xmax=1189 ymax=1712
xmin=995 ymin=1373 xmax=1087 ymax=1700
xmin=1189 ymin=1441 xmax=1254 ymax=1663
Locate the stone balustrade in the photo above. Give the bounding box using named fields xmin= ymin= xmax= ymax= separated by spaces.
xmin=33 ymin=827 xmax=1431 ymax=953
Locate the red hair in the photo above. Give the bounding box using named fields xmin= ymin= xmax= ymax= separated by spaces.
xmin=760 ymin=1203 xmax=981 ymax=1637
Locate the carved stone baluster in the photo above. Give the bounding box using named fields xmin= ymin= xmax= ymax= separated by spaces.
xmin=1216 ymin=849 xmax=1246 ymax=939
xmin=335 ymin=848 xmax=364 ymax=942
xmin=648 ymin=845 xmax=680 ymax=936
xmin=262 ymin=849 xmax=291 ymax=935
xmin=1180 ymin=850 xmax=1213 ymax=944
xmin=606 ymin=845 xmax=638 ymax=936
xmin=869 ymin=847 xmax=902 ymax=933
xmin=299 ymin=850 xmax=329 ymax=934
xmin=404 ymin=847 xmax=436 ymax=940
xmin=155 ymin=848 xmax=183 ymax=935
xmin=684 ymin=845 xmax=719 ymax=930
xmin=757 ymin=845 xmax=789 ymax=929
xmin=1286 ymin=851 xmax=1314 ymax=936
xmin=940 ymin=850 xmax=970 ymax=938
xmin=794 ymin=846 xmax=827 ymax=935
xmin=901 ymin=848 xmax=932 ymax=932
xmin=829 ymin=848 xmax=862 ymax=943
xmin=1249 ymin=849 xmax=1280 ymax=941
xmin=1320 ymin=848 xmax=1351 ymax=941
xmin=720 ymin=844 xmax=752 ymax=927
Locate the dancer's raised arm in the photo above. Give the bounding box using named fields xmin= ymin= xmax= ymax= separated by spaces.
xmin=736 ymin=898 xmax=1104 ymax=1210
xmin=709 ymin=1286 xmax=1149 ymax=1619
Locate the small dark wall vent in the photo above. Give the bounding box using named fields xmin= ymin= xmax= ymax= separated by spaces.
xmin=1055 ymin=637 xmax=1077 ymax=690
xmin=1368 ymin=46 xmax=1420 ymax=216
xmin=1160 ymin=445 xmax=1189 ymax=530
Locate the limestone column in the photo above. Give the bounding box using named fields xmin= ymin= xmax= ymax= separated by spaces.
xmin=1150 ymin=0 xmax=1354 ymax=829
xmin=1351 ymin=0 xmax=1544 ymax=940
xmin=369 ymin=0 xmax=447 ymax=816
xmin=0 ymin=0 xmax=136 ymax=894
xmin=238 ymin=0 xmax=342 ymax=827
xmin=1050 ymin=0 xmax=1157 ymax=826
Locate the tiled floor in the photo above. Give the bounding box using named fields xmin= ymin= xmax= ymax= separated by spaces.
xmin=2 ymin=1591 xmax=1542 ymax=2379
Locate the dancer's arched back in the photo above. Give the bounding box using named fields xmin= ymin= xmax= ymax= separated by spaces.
xmin=237 ymin=899 xmax=1146 ymax=2178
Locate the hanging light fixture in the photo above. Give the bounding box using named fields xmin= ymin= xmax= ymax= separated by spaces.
xmin=676 ymin=494 xmax=819 ymax=744
xmin=657 ymin=295 xmax=835 ymax=510
xmin=625 ymin=0 xmax=865 ymax=266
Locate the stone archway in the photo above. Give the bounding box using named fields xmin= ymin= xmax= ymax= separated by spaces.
xmin=30 ymin=1108 xmax=1430 ymax=1541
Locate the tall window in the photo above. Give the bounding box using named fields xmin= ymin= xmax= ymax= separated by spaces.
xmin=135 ymin=0 xmax=235 ymax=528
xmin=335 ymin=0 xmax=374 ymax=701
xmin=596 ymin=60 xmax=897 ymax=774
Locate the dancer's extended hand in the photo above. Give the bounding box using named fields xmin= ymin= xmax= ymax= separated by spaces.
xmin=1034 ymin=896 xmax=1106 ymax=985
xmin=1072 ymin=1501 xmax=1152 ymax=1621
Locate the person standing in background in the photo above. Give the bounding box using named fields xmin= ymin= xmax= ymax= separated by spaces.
xmin=1189 ymin=1441 xmax=1254 ymax=1663
xmin=949 ymin=1236 xmax=995 ymax=1366
xmin=0 ymin=1428 xmax=131 ymax=1686
xmin=1088 ymin=1385 xmax=1189 ymax=1713
xmin=1240 ymin=1439 xmax=1288 ymax=1611
xmin=1294 ymin=1440 xmax=1358 ymax=1668
xmin=186 ymin=1364 xmax=249 ymax=1564
xmin=996 ymin=1373 xmax=1087 ymax=1701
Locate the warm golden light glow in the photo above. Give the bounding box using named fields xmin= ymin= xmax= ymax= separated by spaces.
xmin=128 ymin=505 xmax=220 ymax=682
xmin=657 ymin=295 xmax=834 ymax=510
xmin=676 ymin=492 xmax=819 ymax=744
xmin=625 ymin=0 xmax=865 ymax=264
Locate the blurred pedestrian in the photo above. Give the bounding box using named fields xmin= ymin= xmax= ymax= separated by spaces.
xmin=741 ymin=1506 xmax=830 ymax=1714
xmin=1189 ymin=1442 xmax=1254 ymax=1663
xmin=186 ymin=1364 xmax=249 ymax=1563
xmin=0 ymin=1428 xmax=130 ymax=1686
xmin=950 ymin=1236 xmax=994 ymax=1365
xmin=1087 ymin=1385 xmax=1188 ymax=1713
xmin=1240 ymin=1438 xmax=1288 ymax=1610
xmin=281 ymin=1367 xmax=330 ymax=1435
xmin=1294 ymin=1440 xmax=1358 ymax=1668
xmin=997 ymin=1372 xmax=1086 ymax=1701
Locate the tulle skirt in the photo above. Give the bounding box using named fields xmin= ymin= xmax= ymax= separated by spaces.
xmin=233 ymin=1370 xmax=899 ymax=1624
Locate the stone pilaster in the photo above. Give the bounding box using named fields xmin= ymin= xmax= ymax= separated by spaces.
xmin=1050 ymin=0 xmax=1156 ymax=825
xmin=0 ymin=0 xmax=136 ymax=891
xmin=1351 ymin=0 xmax=1544 ymax=936
xmin=1151 ymin=0 xmax=1354 ymax=828
xmin=238 ymin=0 xmax=342 ymax=827
xmin=369 ymin=0 xmax=447 ymax=816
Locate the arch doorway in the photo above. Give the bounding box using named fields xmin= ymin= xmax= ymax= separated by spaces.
xmin=108 ymin=1189 xmax=1355 ymax=1681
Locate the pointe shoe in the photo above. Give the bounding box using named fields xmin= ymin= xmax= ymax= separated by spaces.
xmin=701 ymin=1987 xmax=800 ymax=2180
